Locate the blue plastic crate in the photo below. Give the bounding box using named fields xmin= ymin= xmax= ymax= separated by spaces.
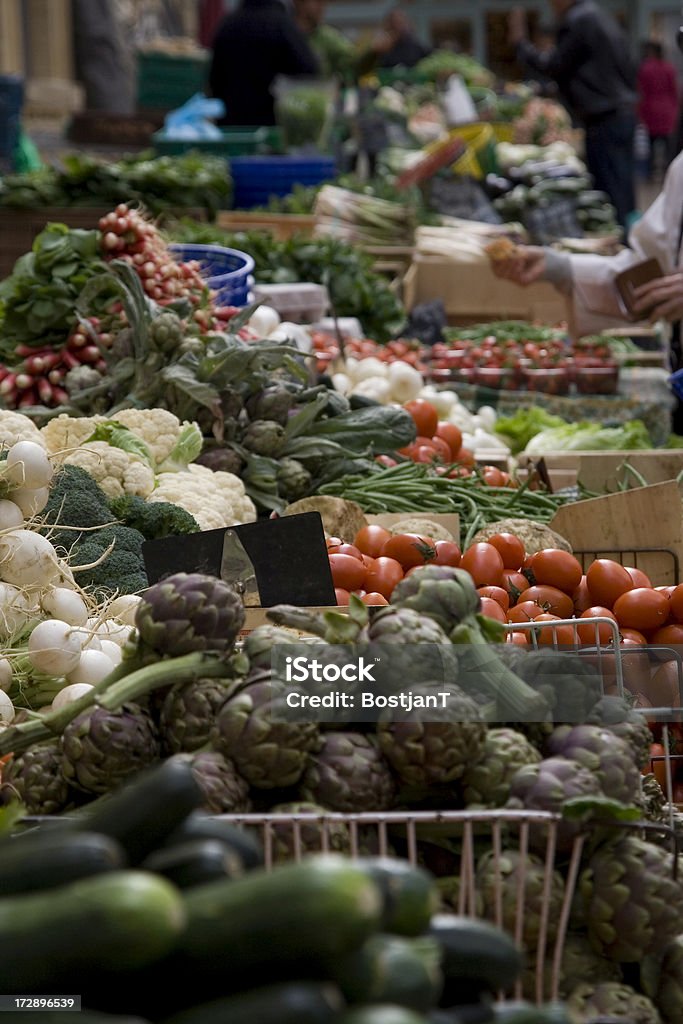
xmin=230 ymin=155 xmax=336 ymax=209
xmin=169 ymin=243 xmax=255 ymax=306
xmin=0 ymin=75 xmax=23 ymax=160
xmin=670 ymin=368 xmax=683 ymax=402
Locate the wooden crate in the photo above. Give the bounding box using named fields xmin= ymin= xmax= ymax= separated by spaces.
xmin=518 ymin=450 xmax=683 ymax=494
xmin=217 ymin=211 xmax=316 ymax=241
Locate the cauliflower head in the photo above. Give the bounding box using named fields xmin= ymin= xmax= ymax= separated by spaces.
xmin=0 ymin=412 xmax=46 ymax=450
xmin=63 ymin=442 xmax=155 ymax=499
xmin=113 ymin=409 xmax=186 ymax=469
xmin=41 ymin=414 xmax=105 ymax=464
xmin=150 ymin=464 xmax=256 ymax=531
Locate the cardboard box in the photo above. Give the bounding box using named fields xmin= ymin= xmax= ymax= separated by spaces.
xmin=518 ymin=450 xmax=683 ymax=495
xmin=403 ymin=255 xmax=570 ymax=327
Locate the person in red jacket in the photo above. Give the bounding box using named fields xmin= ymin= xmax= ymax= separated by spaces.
xmin=638 ymin=41 xmax=679 ymax=181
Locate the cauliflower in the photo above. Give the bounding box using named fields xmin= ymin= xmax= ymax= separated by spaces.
xmin=0 ymin=412 xmax=46 ymax=449
xmin=41 ymin=415 xmax=104 ymax=464
xmin=150 ymin=464 xmax=256 ymax=531
xmin=63 ymin=443 xmax=155 ymax=499
xmin=112 ymin=409 xmax=187 ymax=469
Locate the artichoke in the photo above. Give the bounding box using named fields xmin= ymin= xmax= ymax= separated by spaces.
xmin=243 ymin=624 xmax=302 ymax=671
xmin=245 ymin=385 xmax=294 ymax=426
xmin=545 ymin=725 xmax=641 ymax=805
xmin=212 ymin=669 xmax=321 ymax=788
xmin=540 ymin=933 xmax=622 ymax=1000
xmin=501 ymin=647 xmax=602 ymax=723
xmin=149 ymin=310 xmax=184 ymax=353
xmin=567 ymin=982 xmax=662 ymax=1023
xmin=269 ymin=801 xmax=351 ymax=862
xmin=461 ymin=728 xmax=542 ymax=808
xmin=639 ymin=773 xmax=668 ymax=822
xmin=365 ymin=606 xmax=451 ymax=646
xmin=0 ymin=741 xmax=72 ymax=814
xmin=160 ymin=676 xmax=239 ymax=754
xmin=586 ymin=695 xmax=653 ymax=770
xmin=196 ymin=447 xmax=244 ymax=476
xmin=276 ymin=458 xmax=312 ymax=502
xmin=361 ymin=606 xmax=459 ymax=696
xmin=390 ymin=565 xmax=481 ymax=633
xmin=477 ymin=849 xmax=565 ymax=950
xmin=135 ymin=572 xmax=245 ymax=657
xmin=61 ymin=702 xmax=160 ymax=795
xmin=240 ymin=419 xmax=285 ymax=457
xmin=579 ymin=835 xmax=683 ymax=962
xmin=643 ymin=935 xmax=683 ymax=1024
xmin=299 ymin=732 xmax=395 ymax=812
xmin=377 ymin=683 xmax=486 ymax=788
xmin=175 ymin=751 xmax=252 ymax=814
xmin=506 ymin=757 xmax=602 ymax=853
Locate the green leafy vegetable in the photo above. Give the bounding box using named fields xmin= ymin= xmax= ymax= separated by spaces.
xmin=524 ymin=420 xmax=653 ymax=454
xmin=494 ymin=408 xmax=567 ymax=455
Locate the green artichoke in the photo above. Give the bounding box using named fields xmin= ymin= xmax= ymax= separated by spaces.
xmin=245 ymin=385 xmax=294 ymax=426
xmin=276 ymin=458 xmax=313 ymax=502
xmin=586 ymin=695 xmax=653 ymax=770
xmin=567 ymin=982 xmax=662 ymax=1023
xmin=365 ymin=606 xmax=451 ymax=645
xmin=499 ymin=647 xmax=602 ymax=723
xmin=390 ymin=565 xmax=481 ymax=633
xmin=269 ymin=801 xmax=351 ymax=862
xmin=135 ymin=572 xmax=245 ymax=656
xmin=243 ymin=624 xmax=303 ymax=671
xmin=196 ymin=447 xmax=244 ymax=476
xmin=639 ymin=773 xmax=668 ymax=822
xmin=0 ymin=741 xmax=72 ymax=815
xmin=579 ymin=836 xmax=683 ymax=962
xmin=175 ymin=751 xmax=252 ymax=814
xmin=545 ymin=725 xmax=641 ymax=805
xmin=506 ymin=757 xmax=602 ymax=853
xmin=477 ymin=849 xmax=565 ymax=950
xmin=377 ymin=682 xmax=486 ymax=788
xmin=461 ymin=728 xmax=542 ymax=808
xmin=361 ymin=606 xmax=459 ymax=696
xmin=642 ymin=935 xmax=683 ymax=1024
xmin=149 ymin=310 xmax=185 ymax=353
xmin=240 ymin=419 xmax=285 ymax=457
xmin=299 ymin=732 xmax=396 ymax=812
xmin=212 ymin=669 xmax=321 ymax=789
xmin=522 ymin=932 xmax=622 ymax=1002
xmin=61 ymin=702 xmax=160 ymax=795
xmin=160 ymin=676 xmax=239 ymax=754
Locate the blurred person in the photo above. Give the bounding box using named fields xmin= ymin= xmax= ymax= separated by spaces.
xmin=509 ymin=0 xmax=638 ymax=229
xmin=209 ymin=0 xmax=319 ymax=126
xmin=373 ymin=8 xmax=431 ymax=71
xmin=293 ymin=0 xmax=355 ymax=79
xmin=526 ymin=23 xmax=559 ymax=97
xmin=72 ymin=0 xmax=134 ymax=112
xmin=638 ymin=41 xmax=679 ymax=181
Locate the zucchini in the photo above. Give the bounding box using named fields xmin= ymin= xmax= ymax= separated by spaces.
xmin=338 ymin=1008 xmax=429 ymax=1024
xmin=0 ymin=871 xmax=185 ymax=992
xmin=355 ymin=858 xmax=438 ymax=936
xmin=68 ymin=759 xmax=202 ymax=865
xmin=333 ymin=933 xmax=443 ymax=1012
xmin=429 ymin=915 xmax=523 ymax=1002
xmin=142 ymin=838 xmax=244 ymax=888
xmin=161 ymin=982 xmax=343 ymax=1024
xmin=163 ymin=811 xmax=263 ymax=870
xmin=0 ymin=831 xmax=124 ymax=896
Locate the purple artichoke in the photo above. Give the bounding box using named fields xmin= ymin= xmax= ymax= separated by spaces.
xmin=135 ymin=572 xmax=245 ymax=657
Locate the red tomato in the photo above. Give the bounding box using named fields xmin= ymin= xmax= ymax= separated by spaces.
xmin=533 ymin=614 xmax=576 ymax=647
xmin=651 ymin=623 xmax=683 ymax=647
xmin=501 ymin=569 xmax=530 ymax=604
xmin=479 ymin=597 xmax=507 ymax=623
xmin=482 ymin=466 xmax=506 ymax=487
xmin=523 ymin=584 xmax=574 ymax=619
xmin=355 ymin=525 xmax=392 ymax=558
xmin=624 ymin=566 xmax=653 ymax=589
xmin=403 ymin=399 xmax=438 ymax=438
xmin=648 ymin=661 xmax=682 ymax=709
xmin=364 ymin=557 xmax=404 ymax=599
xmin=413 ymin=443 xmax=443 ymax=464
xmin=381 ymin=533 xmax=437 ymax=570
xmin=656 ymin=586 xmax=676 ymax=599
xmin=572 ymin=576 xmax=593 ymax=615
xmin=478 ymin=586 xmax=510 ymax=613
xmin=460 ymin=543 xmax=505 ymax=587
xmin=327 ymin=542 xmax=362 ymax=560
xmin=428 ymin=436 xmax=452 ymax=462
xmin=529 ymin=549 xmax=583 ymax=595
xmin=328 ymin=554 xmax=366 ymax=592
xmin=670 ymin=584 xmax=683 ymax=623
xmin=577 ymin=606 xmax=618 ymax=646
xmin=586 ymin=559 xmax=634 ymax=609
xmin=454 ymin=447 xmax=476 ymax=469
xmin=433 ymin=540 xmax=461 ymax=567
xmin=375 ymin=455 xmax=397 ymax=468
xmin=361 ymin=554 xmax=377 ymax=570
xmin=620 ymin=628 xmax=648 ymax=645
xmin=613 ymin=588 xmax=670 ymax=631
xmin=361 ymin=592 xmax=389 ymax=606
xmin=506 ymin=631 xmax=530 ymax=646
xmin=435 ymin=422 xmax=463 ymax=460
xmin=326 ymin=536 xmax=342 ymax=549
xmin=507 ymin=601 xmax=545 ymax=624
xmin=334 ymin=588 xmax=350 ymax=606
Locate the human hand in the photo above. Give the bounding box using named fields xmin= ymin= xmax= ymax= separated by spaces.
xmin=633 ymin=272 xmax=683 ymax=322
xmin=508 ymin=7 xmax=528 ymax=47
xmin=491 ymin=246 xmax=547 ymax=286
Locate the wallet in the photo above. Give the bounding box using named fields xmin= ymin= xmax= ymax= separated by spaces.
xmin=615 ymin=258 xmax=663 ymax=320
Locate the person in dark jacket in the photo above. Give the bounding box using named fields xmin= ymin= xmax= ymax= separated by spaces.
xmin=209 ymin=0 xmax=319 ymax=126
xmin=377 ymin=8 xmax=431 ymax=70
xmin=510 ymin=0 xmax=638 ymax=229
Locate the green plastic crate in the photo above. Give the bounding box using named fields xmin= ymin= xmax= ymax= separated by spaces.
xmin=152 ymin=126 xmax=284 ymax=157
xmin=137 ymin=51 xmax=210 ymax=111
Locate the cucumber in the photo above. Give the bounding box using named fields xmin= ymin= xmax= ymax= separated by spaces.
xmin=161 ymin=982 xmax=343 ymax=1024
xmin=0 ymin=871 xmax=185 ymax=992
xmin=0 ymin=831 xmax=124 ymax=896
xmin=333 ymin=934 xmax=443 ymax=1012
xmin=68 ymin=759 xmax=202 ymax=865
xmin=163 ymin=811 xmax=263 ymax=869
xmin=178 ymin=856 xmax=382 ymax=978
xmin=429 ymin=915 xmax=523 ymax=1001
xmin=142 ymin=838 xmax=244 ymax=888
xmin=355 ymin=858 xmax=438 ymax=936
xmin=338 ymin=1008 xmax=429 ymax=1024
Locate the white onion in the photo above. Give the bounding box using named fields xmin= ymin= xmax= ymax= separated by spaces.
xmin=0 ymin=583 xmax=31 ymax=641
xmin=9 ymin=486 xmax=49 ymax=517
xmin=0 ymin=530 xmax=60 ymax=588
xmin=106 ymin=595 xmax=141 ymax=627
xmin=51 ymin=683 xmax=94 ymax=712
xmin=67 ymin=649 xmax=116 ymax=685
xmin=41 ymin=588 xmax=88 ymax=626
xmin=28 ymin=619 xmax=82 ymax=676
xmin=0 ymin=658 xmax=12 ymax=693
xmin=99 ymin=639 xmax=123 ymax=666
xmin=0 ymin=690 xmax=14 ymax=725
xmin=0 ymin=500 xmax=24 ymax=531
xmin=5 ymin=441 xmax=54 ymax=489
xmin=68 ymin=628 xmax=102 ymax=652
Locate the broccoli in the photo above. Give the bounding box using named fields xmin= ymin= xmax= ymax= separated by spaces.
xmin=69 ymin=525 xmax=148 ymax=599
xmin=108 ymin=494 xmax=200 ymax=541
xmin=41 ymin=465 xmax=114 ymax=552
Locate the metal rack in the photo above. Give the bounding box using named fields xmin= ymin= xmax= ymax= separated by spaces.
xmin=573 ymin=546 xmax=680 ymax=583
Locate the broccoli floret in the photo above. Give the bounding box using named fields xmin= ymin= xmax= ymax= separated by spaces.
xmin=69 ymin=524 xmax=148 ymax=599
xmin=41 ymin=465 xmax=114 ymax=552
xmin=109 ymin=494 xmax=200 ymax=541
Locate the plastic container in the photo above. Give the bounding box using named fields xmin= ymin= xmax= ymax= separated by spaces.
xmin=0 ymin=75 xmax=23 ymax=160
xmin=152 ymin=125 xmax=283 ymax=158
xmin=168 ymin=243 xmax=255 ymax=306
xmin=136 ymin=51 xmax=210 ymax=111
xmin=575 ymin=364 xmax=619 ymax=395
xmin=474 ymin=366 xmax=520 ymax=390
xmin=230 ymin=155 xmax=336 ymax=209
xmin=524 ymin=366 xmax=571 ymax=396
xmin=252 ymin=283 xmax=329 ymax=324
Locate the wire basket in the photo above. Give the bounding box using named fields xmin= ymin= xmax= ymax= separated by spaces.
xmin=168 ymin=242 xmax=255 ymax=306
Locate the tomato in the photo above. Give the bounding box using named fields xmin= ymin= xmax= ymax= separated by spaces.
xmin=361 ymin=554 xmax=377 ymax=570
xmin=672 ymin=780 xmax=683 ymax=804
xmin=354 ymin=524 xmax=392 ymax=558
xmin=460 ymin=542 xmax=505 ymax=587
xmin=529 ymin=549 xmax=583 ymax=595
xmin=669 ymin=584 xmax=683 ymax=623
xmin=326 ymin=536 xmax=342 ymax=549
xmin=613 ymin=588 xmax=670 ymax=631
xmin=624 ymin=566 xmax=653 ymax=589
xmin=577 ymin=606 xmax=618 ymax=646
xmin=649 ymin=661 xmax=682 ymax=709
xmin=361 ymin=592 xmax=389 ymax=606
xmin=427 ymin=436 xmax=452 ymax=462
xmin=501 ymin=569 xmax=530 ymax=604
xmin=620 ymin=628 xmax=648 ymax=645
xmin=334 ymin=588 xmax=350 ymax=606
xmin=364 ymin=557 xmax=404 ymax=599
xmin=327 ymin=542 xmax=362 ymax=560
xmin=572 ymin=576 xmax=593 ymax=615
xmin=403 ymin=399 xmax=438 ymax=438
xmin=523 ymin=585 xmax=573 ymax=619
xmin=375 ymin=455 xmax=397 ymax=468
xmin=649 ymin=743 xmax=669 ymax=789
xmin=533 ymin=614 xmax=576 ymax=647
xmin=506 ymin=631 xmax=530 ymax=646
xmin=507 ymin=601 xmax=545 ymax=624
xmin=618 ymin=643 xmax=653 ymax=696
xmin=381 ymin=533 xmax=437 ymax=570
xmin=478 ymin=586 xmax=510 ymax=613
xmin=482 ymin=466 xmax=506 ymax=487
xmin=328 ymin=553 xmax=366 ymax=592
xmin=656 ymin=586 xmax=676 ymax=599
xmin=454 ymin=447 xmax=476 ymax=469
xmin=435 ymin=422 xmax=463 ymax=460
xmin=413 ymin=443 xmax=443 ymax=464
xmin=433 ymin=540 xmax=461 ymax=567
xmin=479 ymin=597 xmax=507 ymax=623
xmin=651 ymin=623 xmax=683 ymax=648
xmin=586 ymin=559 xmax=634 ymax=609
